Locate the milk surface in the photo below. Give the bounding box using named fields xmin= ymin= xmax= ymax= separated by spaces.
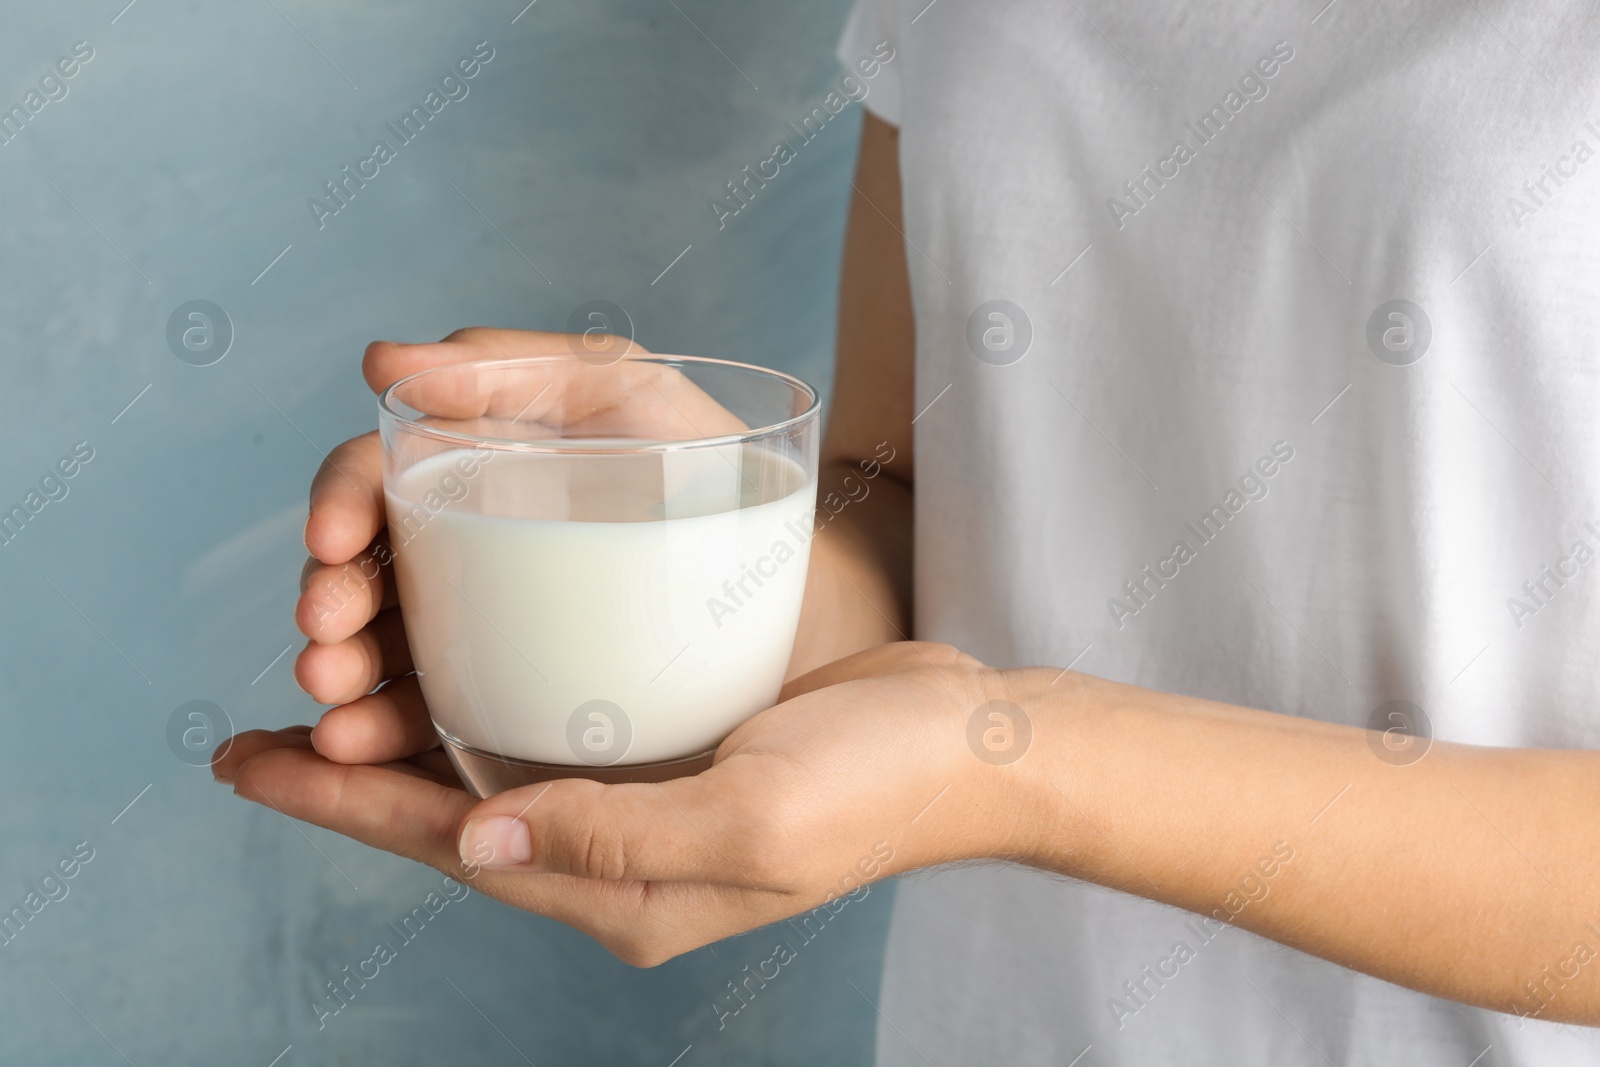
xmin=385 ymin=446 xmax=815 ymax=765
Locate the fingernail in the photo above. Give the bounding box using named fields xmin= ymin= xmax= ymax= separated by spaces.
xmin=459 ymin=816 xmax=531 ymax=868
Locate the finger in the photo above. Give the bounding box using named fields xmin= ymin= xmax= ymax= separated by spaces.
xmin=370 ymin=331 xmax=616 ymax=425
xmin=297 ymin=550 xmax=393 ymax=643
xmin=212 ymin=727 xmax=315 ymax=783
xmin=311 ymin=674 xmax=439 ymax=765
xmin=294 ymin=609 xmax=413 ymax=706
xmin=214 ymin=723 xmax=452 ymax=788
xmin=305 ymin=432 xmax=384 ymax=566
xmin=372 ymin=332 xmax=748 ymax=438
xmin=405 ymin=749 xmax=462 ymax=784
xmin=378 ymin=753 xmax=460 ymax=788
xmin=455 ymin=758 xmax=791 ymax=888
xmin=226 ymin=743 xmax=764 ymax=961
xmin=363 ymin=330 xmax=602 ymax=396
xmin=231 ymin=745 xmax=473 ymax=869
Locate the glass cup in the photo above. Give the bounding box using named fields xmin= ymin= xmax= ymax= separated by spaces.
xmin=378 ymin=354 xmax=820 ymax=797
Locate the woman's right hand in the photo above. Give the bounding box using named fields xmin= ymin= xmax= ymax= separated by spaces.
xmin=295 ymin=327 xmax=758 ymax=764
xmin=293 ymin=325 xmax=911 ymax=773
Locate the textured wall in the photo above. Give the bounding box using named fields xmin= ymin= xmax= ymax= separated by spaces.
xmin=0 ymin=1 xmax=892 ymax=1063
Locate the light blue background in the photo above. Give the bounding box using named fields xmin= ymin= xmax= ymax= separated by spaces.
xmin=0 ymin=1 xmax=893 ymax=1063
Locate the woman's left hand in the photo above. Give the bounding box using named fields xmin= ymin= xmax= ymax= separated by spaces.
xmin=214 ymin=642 xmax=1031 ymax=966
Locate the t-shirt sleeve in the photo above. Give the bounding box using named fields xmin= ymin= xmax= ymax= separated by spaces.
xmin=836 ymin=0 xmax=901 ymax=125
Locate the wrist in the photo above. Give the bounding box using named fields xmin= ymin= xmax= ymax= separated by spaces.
xmin=994 ymin=666 xmax=1118 ymax=877
xmin=941 ymin=665 xmax=1092 ymax=870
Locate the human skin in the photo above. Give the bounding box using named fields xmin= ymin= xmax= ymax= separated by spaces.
xmin=214 ymin=114 xmax=1600 ymax=1025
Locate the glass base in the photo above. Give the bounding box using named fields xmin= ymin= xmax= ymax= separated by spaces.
xmin=437 ymin=728 xmax=716 ymax=797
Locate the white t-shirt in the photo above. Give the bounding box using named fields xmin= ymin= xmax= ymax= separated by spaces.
xmin=839 ymin=1 xmax=1600 ymax=1063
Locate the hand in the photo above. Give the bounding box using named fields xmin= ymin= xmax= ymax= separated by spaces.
xmin=290 ymin=327 xmax=742 ymax=706
xmin=216 ymin=641 xmax=1021 ymax=965
xmin=228 ymin=325 xmax=996 ymax=964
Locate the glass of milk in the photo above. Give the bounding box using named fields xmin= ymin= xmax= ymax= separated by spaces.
xmin=378 ymin=354 xmax=819 ymax=796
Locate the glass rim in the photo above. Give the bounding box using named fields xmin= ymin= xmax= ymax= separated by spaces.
xmin=378 ymin=353 xmax=821 ymax=455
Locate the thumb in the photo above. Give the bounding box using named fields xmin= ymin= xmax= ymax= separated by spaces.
xmin=362 ymin=329 xmax=598 ymax=396
xmin=455 ymin=771 xmax=764 ymax=887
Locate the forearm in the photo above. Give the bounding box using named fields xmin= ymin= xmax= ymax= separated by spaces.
xmin=790 ymin=111 xmax=915 ymax=680
xmin=1006 ymin=669 xmax=1600 ymax=1024
xmin=787 ymin=459 xmax=912 ymax=677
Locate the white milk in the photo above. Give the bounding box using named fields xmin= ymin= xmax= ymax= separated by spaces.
xmin=385 ymin=446 xmax=815 ymax=765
